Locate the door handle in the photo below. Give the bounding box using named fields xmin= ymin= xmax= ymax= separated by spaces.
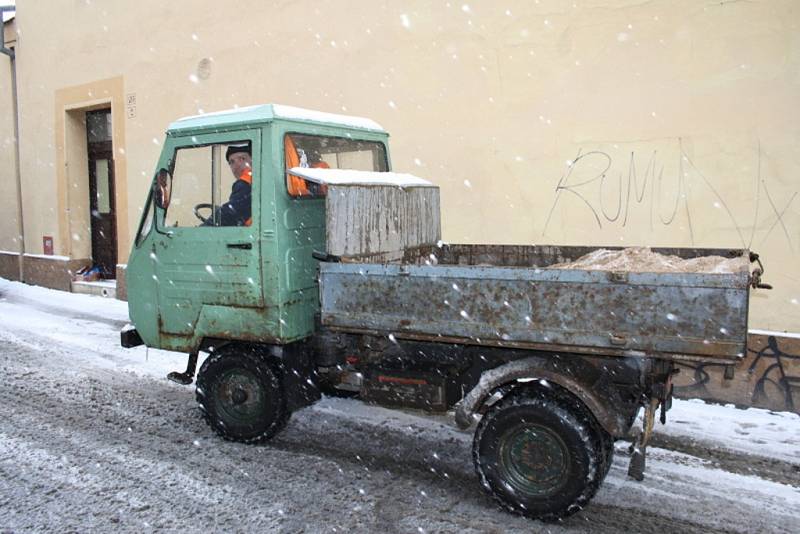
xmin=227 ymin=242 xmax=252 ymax=250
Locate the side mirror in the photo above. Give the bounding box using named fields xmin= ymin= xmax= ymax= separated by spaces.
xmin=154 ymin=168 xmax=172 ymax=210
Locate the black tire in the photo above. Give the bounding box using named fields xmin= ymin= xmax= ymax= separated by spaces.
xmin=196 ymin=347 xmax=289 ymax=443
xmin=599 ymin=432 xmax=615 ymax=483
xmin=473 ymin=386 xmax=605 ymax=521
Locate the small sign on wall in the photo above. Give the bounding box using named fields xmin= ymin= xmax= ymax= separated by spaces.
xmin=43 ymin=236 xmax=53 ymax=255
xmin=126 ymin=93 xmax=136 ymax=118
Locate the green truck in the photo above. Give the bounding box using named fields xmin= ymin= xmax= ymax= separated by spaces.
xmin=122 ymin=104 xmax=767 ymax=520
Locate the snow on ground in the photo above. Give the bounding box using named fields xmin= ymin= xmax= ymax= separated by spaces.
xmin=653 ymin=398 xmax=800 ymax=464
xmin=0 ymin=278 xmax=186 ymax=380
xmin=1 ymin=278 xmax=799 ymax=532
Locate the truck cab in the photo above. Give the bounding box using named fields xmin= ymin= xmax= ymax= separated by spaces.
xmin=127 ymin=104 xmax=390 ymax=353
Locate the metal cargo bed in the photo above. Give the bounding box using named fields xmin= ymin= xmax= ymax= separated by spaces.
xmin=319 ymin=244 xmax=752 ymax=363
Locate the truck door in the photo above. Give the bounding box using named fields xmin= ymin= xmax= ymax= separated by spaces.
xmin=152 ymin=131 xmax=263 ymax=340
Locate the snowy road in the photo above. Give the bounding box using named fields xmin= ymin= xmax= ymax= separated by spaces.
xmin=0 ymin=279 xmax=799 ymax=533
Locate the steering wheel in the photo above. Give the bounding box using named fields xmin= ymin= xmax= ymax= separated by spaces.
xmin=193 ymin=203 xmax=214 ymax=225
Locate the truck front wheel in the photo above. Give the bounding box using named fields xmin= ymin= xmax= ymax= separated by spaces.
xmin=196 ymin=347 xmax=289 ymax=443
xmin=473 ymin=387 xmax=604 ymax=521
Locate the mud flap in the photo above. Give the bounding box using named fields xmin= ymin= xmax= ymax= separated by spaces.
xmin=167 ymin=351 xmax=199 ymax=385
xmin=628 ymin=398 xmax=659 ymax=481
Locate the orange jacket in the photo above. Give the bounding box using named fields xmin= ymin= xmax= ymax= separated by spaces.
xmin=240 ymin=168 xmax=252 ymax=226
xmin=285 ymin=136 xmax=310 ymax=196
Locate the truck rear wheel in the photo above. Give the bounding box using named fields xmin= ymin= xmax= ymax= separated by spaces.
xmin=196 ymin=347 xmax=289 ymax=443
xmin=473 ymin=387 xmax=605 ymax=521
xmin=599 ymin=432 xmax=615 ymax=483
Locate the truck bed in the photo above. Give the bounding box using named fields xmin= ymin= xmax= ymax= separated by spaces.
xmin=319 ymin=244 xmax=751 ymax=362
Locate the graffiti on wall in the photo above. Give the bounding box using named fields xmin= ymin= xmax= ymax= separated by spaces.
xmin=542 ymin=140 xmax=798 ymax=252
xmin=672 ymin=334 xmax=800 ymax=414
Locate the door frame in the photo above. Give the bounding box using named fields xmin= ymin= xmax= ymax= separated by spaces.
xmin=55 ymin=78 xmax=128 ymax=267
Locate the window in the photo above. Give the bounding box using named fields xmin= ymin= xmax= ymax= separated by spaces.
xmin=163 ymin=141 xmax=252 ymax=227
xmin=285 ymin=133 xmax=388 ymax=198
xmin=86 ymin=110 xmax=112 ymax=143
xmin=94 ymin=159 xmax=111 ymax=214
xmin=135 ymin=190 xmax=154 ymax=246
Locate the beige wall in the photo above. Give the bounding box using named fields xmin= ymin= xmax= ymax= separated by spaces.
xmin=0 ymin=18 xmax=18 ymax=253
xmin=4 ymin=0 xmax=799 ymax=331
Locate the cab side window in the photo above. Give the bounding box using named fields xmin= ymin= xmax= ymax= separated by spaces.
xmin=163 ymin=142 xmax=251 ymax=227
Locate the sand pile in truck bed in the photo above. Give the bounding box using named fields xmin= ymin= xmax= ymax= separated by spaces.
xmin=549 ymin=247 xmax=748 ymax=273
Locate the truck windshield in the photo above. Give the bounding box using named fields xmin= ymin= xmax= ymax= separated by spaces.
xmin=285 ymin=133 xmax=388 ymax=198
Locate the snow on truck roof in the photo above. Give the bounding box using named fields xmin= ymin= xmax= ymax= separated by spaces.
xmin=170 ymin=104 xmax=385 ymax=133
xmin=288 ymin=167 xmax=436 ymax=188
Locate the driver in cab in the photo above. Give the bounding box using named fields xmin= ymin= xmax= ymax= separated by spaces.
xmin=211 ymin=144 xmax=252 ymax=226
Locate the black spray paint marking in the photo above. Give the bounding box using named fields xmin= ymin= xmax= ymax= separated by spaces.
xmin=674 ymin=336 xmax=800 ymax=412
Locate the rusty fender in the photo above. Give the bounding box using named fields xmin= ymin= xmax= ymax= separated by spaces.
xmin=454 ymin=355 xmax=640 ymax=437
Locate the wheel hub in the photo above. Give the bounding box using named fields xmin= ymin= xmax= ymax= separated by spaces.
xmin=215 ymin=368 xmax=266 ymax=426
xmin=500 ymin=424 xmax=569 ymax=496
xmin=231 ymin=387 xmax=248 ymax=405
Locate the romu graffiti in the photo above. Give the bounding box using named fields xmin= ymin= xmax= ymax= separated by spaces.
xmin=543 ymin=140 xmax=797 ymax=252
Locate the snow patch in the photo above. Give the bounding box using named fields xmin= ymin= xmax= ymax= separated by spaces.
xmin=288 ymin=167 xmax=435 ymax=187
xmin=272 ymin=104 xmax=383 ymax=131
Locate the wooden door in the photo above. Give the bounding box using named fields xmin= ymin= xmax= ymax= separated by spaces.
xmin=86 ymin=110 xmax=117 ymax=279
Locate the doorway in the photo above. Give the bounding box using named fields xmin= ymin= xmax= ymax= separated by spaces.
xmin=86 ymin=109 xmax=117 ymax=279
